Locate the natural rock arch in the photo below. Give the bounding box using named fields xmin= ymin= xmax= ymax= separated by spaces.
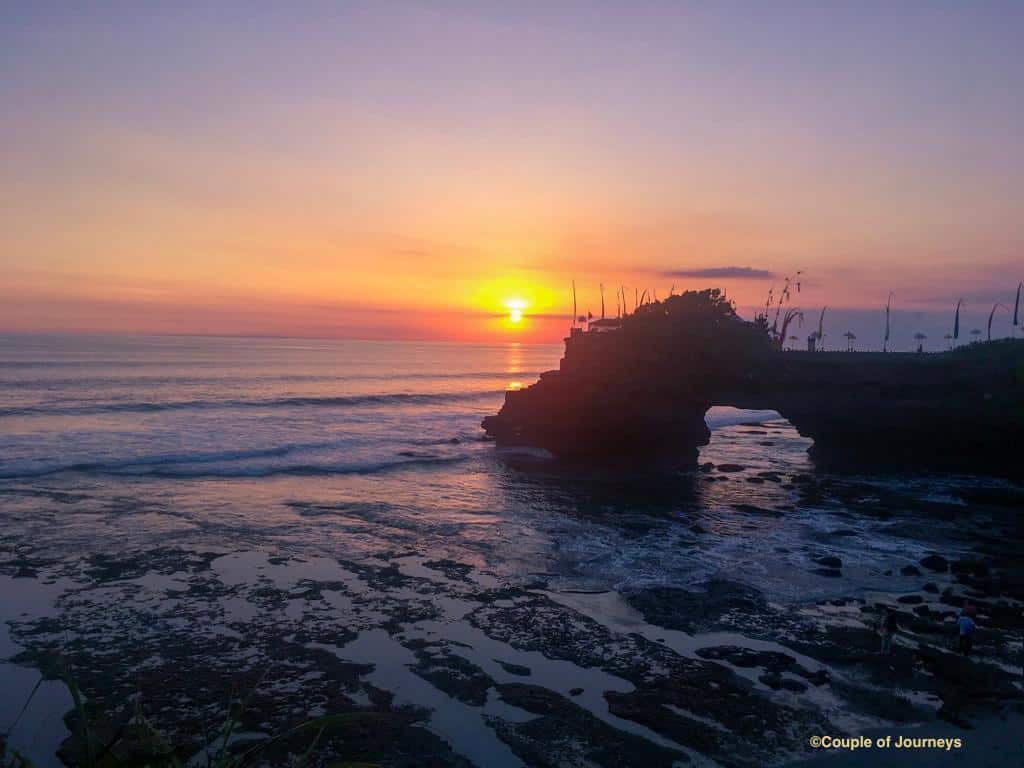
xmin=483 ymin=292 xmax=1024 ymax=480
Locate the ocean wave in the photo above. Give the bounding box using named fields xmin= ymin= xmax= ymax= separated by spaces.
xmin=132 ymin=454 xmax=471 ymax=479
xmin=704 ymin=407 xmax=783 ymax=429
xmin=0 ymin=453 xmax=471 ymax=480
xmin=0 ymin=437 xmax=478 ymax=480
xmin=0 ymin=389 xmax=504 ymax=418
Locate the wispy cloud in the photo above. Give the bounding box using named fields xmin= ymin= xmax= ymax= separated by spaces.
xmin=660 ymin=266 xmax=777 ymax=279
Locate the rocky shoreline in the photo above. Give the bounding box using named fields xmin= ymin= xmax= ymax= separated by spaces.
xmin=2 ymin=462 xmax=1022 ymax=767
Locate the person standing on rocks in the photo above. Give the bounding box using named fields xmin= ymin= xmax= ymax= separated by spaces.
xmin=957 ymin=610 xmax=976 ymax=656
xmin=878 ymin=608 xmax=896 ymax=655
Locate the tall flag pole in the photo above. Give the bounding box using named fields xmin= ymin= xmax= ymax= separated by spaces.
xmin=571 ymin=281 xmax=577 ymax=329
xmin=884 ymin=291 xmax=893 ymax=352
xmin=988 ymin=303 xmax=1008 ymax=341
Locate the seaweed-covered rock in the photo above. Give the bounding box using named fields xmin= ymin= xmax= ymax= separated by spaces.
xmin=491 ymin=684 xmax=687 ymax=767
xmin=624 ymin=578 xmax=767 ymax=633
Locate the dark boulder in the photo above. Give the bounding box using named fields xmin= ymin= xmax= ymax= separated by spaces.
xmin=920 ymin=554 xmax=949 ymax=572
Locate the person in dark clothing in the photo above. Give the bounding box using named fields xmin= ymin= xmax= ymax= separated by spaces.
xmin=957 ymin=611 xmax=976 ymax=656
xmin=878 ymin=608 xmax=897 ymax=655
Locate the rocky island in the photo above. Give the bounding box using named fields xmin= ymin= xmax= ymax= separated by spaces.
xmin=483 ymin=290 xmax=1024 ymax=479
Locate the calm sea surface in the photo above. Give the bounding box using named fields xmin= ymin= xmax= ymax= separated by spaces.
xmin=1 ymin=335 xmax=1019 ymax=767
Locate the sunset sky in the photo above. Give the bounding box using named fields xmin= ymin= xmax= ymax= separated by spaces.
xmin=2 ymin=2 xmax=1022 ymax=346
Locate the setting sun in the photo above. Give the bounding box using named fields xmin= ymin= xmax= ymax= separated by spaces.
xmin=505 ymin=298 xmax=527 ymax=324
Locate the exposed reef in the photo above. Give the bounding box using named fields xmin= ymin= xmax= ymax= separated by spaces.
xmin=483 ymin=290 xmax=1024 ymax=479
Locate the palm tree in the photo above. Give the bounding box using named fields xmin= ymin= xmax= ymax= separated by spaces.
xmin=970 ymin=328 xmax=982 ymax=343
xmin=842 ymin=331 xmax=856 ymax=351
xmin=943 ymin=332 xmax=953 ymax=350
xmin=913 ymin=332 xmax=927 ymax=353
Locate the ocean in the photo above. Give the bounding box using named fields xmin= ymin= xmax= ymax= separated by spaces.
xmin=1 ymin=334 xmax=1021 ymax=767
